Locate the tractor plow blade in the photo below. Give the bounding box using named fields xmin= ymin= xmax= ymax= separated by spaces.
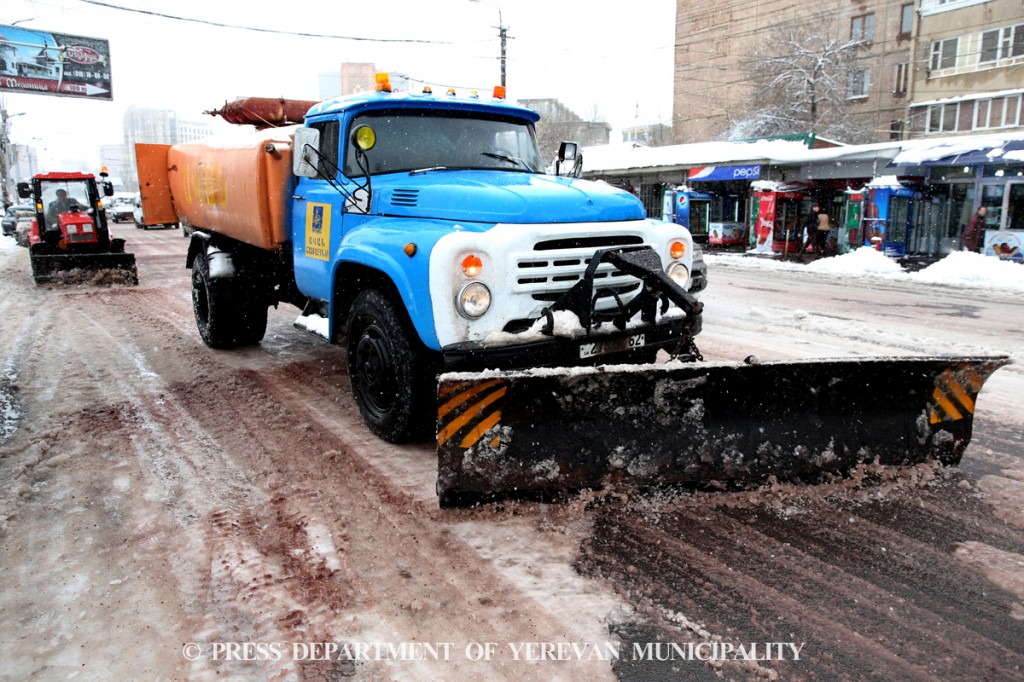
xmin=30 ymin=252 xmax=139 ymax=286
xmin=436 ymin=356 xmax=1010 ymax=507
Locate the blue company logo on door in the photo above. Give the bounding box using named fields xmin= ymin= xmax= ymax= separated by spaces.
xmin=305 ymin=202 xmax=331 ymax=261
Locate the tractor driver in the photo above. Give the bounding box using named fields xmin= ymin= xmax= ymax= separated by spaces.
xmin=46 ymin=189 xmax=80 ymax=226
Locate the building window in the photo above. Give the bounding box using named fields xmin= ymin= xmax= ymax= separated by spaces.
xmin=926 ymin=102 xmax=960 ymax=132
xmin=889 ymin=119 xmax=904 ymax=140
xmin=848 ymin=68 xmax=871 ymax=99
xmin=851 ymin=14 xmax=875 ymax=44
xmin=893 ymin=63 xmax=910 ymax=96
xmin=967 ymin=94 xmax=1023 ymax=130
xmin=980 ymin=29 xmax=1002 ymax=63
xmin=979 ymin=24 xmax=1024 ymax=64
xmin=930 ymin=37 xmax=958 ymax=70
xmin=900 ymin=4 xmax=914 ymax=37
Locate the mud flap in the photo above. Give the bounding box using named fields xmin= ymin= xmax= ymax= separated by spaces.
xmin=436 ymin=356 xmax=1009 ymax=506
xmin=30 ymin=252 xmax=139 ymax=286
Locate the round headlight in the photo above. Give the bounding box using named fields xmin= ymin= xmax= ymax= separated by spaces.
xmin=667 ymin=263 xmax=690 ymax=288
xmin=458 ymin=282 xmax=491 ymax=318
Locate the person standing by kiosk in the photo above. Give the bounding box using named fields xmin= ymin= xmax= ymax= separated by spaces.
xmin=961 ymin=206 xmax=987 ymax=253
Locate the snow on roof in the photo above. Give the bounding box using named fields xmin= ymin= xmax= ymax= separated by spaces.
xmin=584 ymin=131 xmax=1024 ymax=175
xmin=583 ymin=139 xmax=814 ymax=173
xmin=889 ymin=131 xmax=1024 ymax=166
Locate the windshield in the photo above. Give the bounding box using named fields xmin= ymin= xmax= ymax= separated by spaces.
xmin=344 ymin=110 xmax=544 ymax=176
xmin=40 ymin=179 xmax=94 ymax=227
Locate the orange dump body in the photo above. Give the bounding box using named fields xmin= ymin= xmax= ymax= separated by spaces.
xmin=135 ymin=127 xmax=296 ymax=251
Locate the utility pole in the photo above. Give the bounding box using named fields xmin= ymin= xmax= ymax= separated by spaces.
xmin=497 ymin=12 xmax=508 ymax=88
xmin=471 ymin=0 xmax=509 ymax=88
xmin=1 ymin=107 xmax=13 ymax=208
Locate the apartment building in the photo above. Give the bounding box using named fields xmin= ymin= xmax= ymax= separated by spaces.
xmin=673 ymin=0 xmax=915 ymax=143
xmin=908 ymin=0 xmax=1024 ymax=136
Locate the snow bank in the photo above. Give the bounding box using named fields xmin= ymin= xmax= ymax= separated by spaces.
xmin=707 ymin=248 xmax=1024 ymax=293
xmin=805 ymin=247 xmax=905 ymax=276
xmin=909 ymin=251 xmax=1024 ymax=291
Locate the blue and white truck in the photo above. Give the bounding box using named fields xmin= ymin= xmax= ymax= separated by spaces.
xmin=137 ymin=76 xmax=1005 ymax=506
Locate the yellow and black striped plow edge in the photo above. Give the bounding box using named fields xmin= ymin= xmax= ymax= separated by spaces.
xmin=437 ymin=379 xmax=509 ymax=450
xmin=928 ymin=365 xmax=987 ymax=425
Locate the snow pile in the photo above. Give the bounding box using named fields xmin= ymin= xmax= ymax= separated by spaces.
xmin=804 ymin=247 xmax=905 ymax=276
xmin=909 ymin=250 xmax=1024 ymax=291
xmin=708 ymin=247 xmax=1024 ymax=293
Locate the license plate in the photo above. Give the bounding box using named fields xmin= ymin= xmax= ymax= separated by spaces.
xmin=579 ymin=333 xmax=646 ymax=359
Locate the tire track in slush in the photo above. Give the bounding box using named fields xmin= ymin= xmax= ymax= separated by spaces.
xmin=161 ymin=366 xmax=624 ymax=681
xmin=578 ymin=488 xmax=1024 ymax=681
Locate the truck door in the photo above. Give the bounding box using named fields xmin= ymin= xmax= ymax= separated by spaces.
xmin=293 ymin=119 xmax=345 ymax=302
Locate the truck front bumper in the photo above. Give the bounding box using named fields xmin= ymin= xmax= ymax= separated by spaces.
xmin=440 ymin=315 xmax=701 ymax=372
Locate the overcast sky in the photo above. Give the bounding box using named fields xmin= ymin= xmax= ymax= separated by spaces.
xmin=2 ymin=0 xmax=676 ymax=170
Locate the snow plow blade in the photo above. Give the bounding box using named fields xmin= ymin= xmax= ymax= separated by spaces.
xmin=30 ymin=250 xmax=139 ymax=286
xmin=436 ymin=355 xmax=1009 ymax=506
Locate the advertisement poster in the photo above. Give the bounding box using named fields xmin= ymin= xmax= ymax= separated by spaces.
xmin=984 ymin=230 xmax=1023 ymax=262
xmin=0 ymin=25 xmax=112 ymax=99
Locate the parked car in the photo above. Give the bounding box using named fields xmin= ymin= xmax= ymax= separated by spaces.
xmin=2 ymin=204 xmax=34 ymax=237
xmin=132 ymin=193 xmax=180 ymax=231
xmin=106 ymin=193 xmax=135 ymax=223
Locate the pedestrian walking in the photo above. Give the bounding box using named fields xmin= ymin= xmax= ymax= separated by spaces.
xmin=961 ymin=206 xmax=987 ymax=253
xmin=802 ymin=203 xmax=822 ymax=253
xmin=815 ymin=208 xmax=831 ymax=256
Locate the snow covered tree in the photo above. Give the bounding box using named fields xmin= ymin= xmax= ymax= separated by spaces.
xmin=724 ymin=19 xmax=874 ymax=143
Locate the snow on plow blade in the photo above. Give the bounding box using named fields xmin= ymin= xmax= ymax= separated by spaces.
xmin=30 ymin=252 xmax=139 ymax=286
xmin=436 ymin=356 xmax=1010 ymax=506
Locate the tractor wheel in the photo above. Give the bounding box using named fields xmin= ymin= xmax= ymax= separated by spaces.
xmin=191 ymin=255 xmax=237 ymax=349
xmin=346 ymin=290 xmax=432 ymax=443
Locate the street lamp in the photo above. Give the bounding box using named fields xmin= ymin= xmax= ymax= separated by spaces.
xmin=470 ymin=0 xmax=509 ymax=88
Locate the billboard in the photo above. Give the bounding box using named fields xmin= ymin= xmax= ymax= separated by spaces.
xmin=0 ymin=25 xmax=112 ymax=100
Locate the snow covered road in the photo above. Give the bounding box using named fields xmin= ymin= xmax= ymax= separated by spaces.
xmin=1 ymin=232 xmax=1021 ymax=680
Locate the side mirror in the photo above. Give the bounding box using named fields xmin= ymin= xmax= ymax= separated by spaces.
xmin=558 ymin=141 xmax=579 ymax=162
xmin=17 ymin=182 xmax=32 ymax=199
xmin=555 ymin=141 xmax=583 ymax=178
xmin=292 ymin=127 xmax=322 ymax=178
xmin=103 ymin=181 xmax=114 ymax=196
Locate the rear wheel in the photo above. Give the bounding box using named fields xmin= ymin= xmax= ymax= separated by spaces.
xmin=192 ymin=254 xmax=269 ymax=349
xmin=191 ymin=255 xmax=236 ymax=349
xmin=346 ymin=290 xmax=432 ymax=443
xmin=235 ymin=292 xmax=268 ymax=347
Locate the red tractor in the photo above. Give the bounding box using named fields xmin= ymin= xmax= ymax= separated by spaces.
xmin=17 ymin=171 xmax=138 ymax=285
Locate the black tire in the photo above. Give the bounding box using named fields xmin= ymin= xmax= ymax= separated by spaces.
xmin=346 ymin=290 xmax=432 ymax=443
xmin=191 ymin=255 xmax=237 ymax=349
xmin=191 ymin=254 xmax=269 ymax=349
xmin=235 ymin=294 xmax=268 ymax=347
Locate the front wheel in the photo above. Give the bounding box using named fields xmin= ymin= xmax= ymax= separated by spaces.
xmin=346 ymin=290 xmax=432 ymax=443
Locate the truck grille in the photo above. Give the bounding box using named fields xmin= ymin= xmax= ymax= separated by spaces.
xmin=514 ymin=235 xmax=647 ymax=303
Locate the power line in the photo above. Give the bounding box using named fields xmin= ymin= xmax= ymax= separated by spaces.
xmin=78 ymin=0 xmax=449 ymax=44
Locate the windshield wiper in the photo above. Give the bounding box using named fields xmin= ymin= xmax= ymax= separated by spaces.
xmin=409 ymin=166 xmax=452 ymax=175
xmin=481 ymin=151 xmax=531 ymax=170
